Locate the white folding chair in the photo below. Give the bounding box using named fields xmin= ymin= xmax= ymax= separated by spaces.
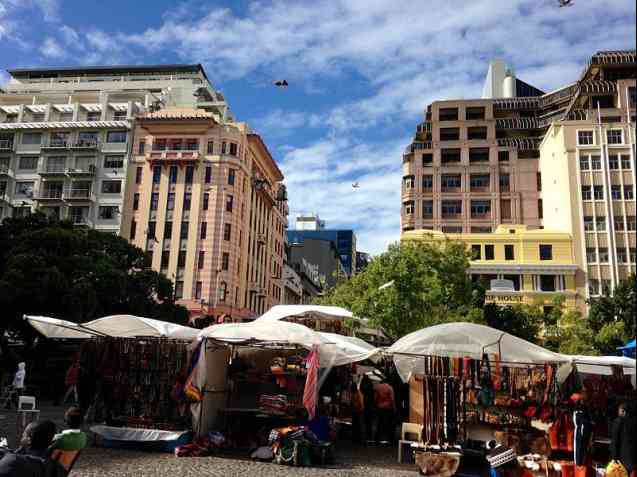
xmin=397 ymin=422 xmax=423 ymax=463
xmin=18 ymin=395 xmax=36 ymax=410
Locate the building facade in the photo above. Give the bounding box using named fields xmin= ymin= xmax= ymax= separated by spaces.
xmin=288 ymin=237 xmax=344 ymax=290
xmin=120 ymin=108 xmax=287 ymax=320
xmin=402 ymin=225 xmax=584 ymax=312
xmin=0 ymin=64 xmax=231 ymax=229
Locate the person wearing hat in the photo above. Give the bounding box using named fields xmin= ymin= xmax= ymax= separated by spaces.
xmin=49 ymin=406 xmax=87 ymax=452
xmin=487 ymin=444 xmax=533 ymax=477
xmin=611 ymin=401 xmax=636 ymax=477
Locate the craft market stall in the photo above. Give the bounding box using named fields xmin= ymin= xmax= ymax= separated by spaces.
xmin=24 ymin=314 xmax=200 ymax=451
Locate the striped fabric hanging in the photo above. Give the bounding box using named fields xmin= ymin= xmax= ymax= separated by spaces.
xmin=303 ymin=345 xmax=320 ymax=420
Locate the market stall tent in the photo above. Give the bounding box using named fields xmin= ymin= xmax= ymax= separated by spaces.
xmin=617 ymin=339 xmax=635 ymax=358
xmin=24 ymin=314 xmax=199 ymax=340
xmin=562 ymin=355 xmax=636 ymax=376
xmin=255 ymin=305 xmax=353 ymax=322
xmin=387 ymin=322 xmax=569 ymax=382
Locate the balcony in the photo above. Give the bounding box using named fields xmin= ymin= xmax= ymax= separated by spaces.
xmin=146 ymin=150 xmax=201 ymax=162
xmin=0 ymin=165 xmax=14 ymax=178
xmin=69 ymin=215 xmax=93 ymax=227
xmin=66 ymin=164 xmax=96 ymax=176
xmin=42 ymin=138 xmax=71 ymax=149
xmin=495 ymin=118 xmax=539 ymax=129
xmin=496 ymin=137 xmax=540 ymax=150
xmin=63 ymin=188 xmax=94 ymax=201
xmin=416 ymin=122 xmax=432 ymax=134
xmin=249 ymin=282 xmax=267 ymax=296
xmin=69 ymin=139 xmax=99 ymax=150
xmin=0 ymin=140 xmax=14 ymax=151
xmin=38 ymin=165 xmax=67 ymax=176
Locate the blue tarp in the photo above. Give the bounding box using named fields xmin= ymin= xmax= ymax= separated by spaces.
xmin=618 ymin=339 xmax=636 ymax=357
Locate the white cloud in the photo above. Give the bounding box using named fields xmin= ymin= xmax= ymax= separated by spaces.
xmin=40 ymin=37 xmax=66 ymax=58
xmin=252 ymin=109 xmax=322 ymax=138
xmin=59 ymin=25 xmax=79 ymax=45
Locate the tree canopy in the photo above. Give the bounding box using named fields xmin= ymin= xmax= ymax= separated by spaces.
xmin=0 ymin=213 xmax=188 ymax=340
xmin=314 ymin=240 xmax=483 ymax=338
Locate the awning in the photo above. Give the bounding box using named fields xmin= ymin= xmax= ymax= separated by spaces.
xmin=25 ymin=105 xmax=47 ymax=113
xmin=53 ymin=104 xmax=74 ymax=113
xmin=109 ymin=103 xmax=129 ymax=112
xmin=0 ymin=106 xmax=20 ymax=114
xmin=24 ymin=315 xmax=100 ymax=339
xmin=256 ymin=304 xmax=353 ymax=322
xmin=81 ymin=104 xmax=102 ymax=112
xmin=0 ymin=120 xmax=129 ymax=130
xmin=564 ymin=354 xmax=636 ymax=376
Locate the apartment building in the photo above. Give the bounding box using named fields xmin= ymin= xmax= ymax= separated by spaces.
xmin=402 ymin=225 xmax=584 ymax=312
xmin=401 ymin=51 xmax=635 ymax=238
xmin=120 ymin=108 xmax=288 ymax=320
xmin=540 ymin=56 xmax=636 ymax=298
xmin=0 ymin=64 xmax=231 ymax=229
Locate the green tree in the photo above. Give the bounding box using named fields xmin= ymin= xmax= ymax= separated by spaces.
xmin=483 ymin=302 xmax=543 ymax=344
xmin=0 ymin=213 xmax=188 ymax=340
xmin=314 ymin=240 xmax=483 ymax=338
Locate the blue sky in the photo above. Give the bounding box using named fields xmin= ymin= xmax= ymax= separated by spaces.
xmin=1 ymin=0 xmax=635 ymax=254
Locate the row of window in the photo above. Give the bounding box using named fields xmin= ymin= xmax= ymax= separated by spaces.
xmin=579 ymin=153 xmax=632 ymax=171
xmin=438 ymin=126 xmax=488 ymax=141
xmin=437 ymin=107 xmax=486 ymax=121
xmin=9 ymin=179 xmax=121 ymax=197
xmin=140 ymin=138 xmax=240 ymax=156
xmin=577 ymin=129 xmax=625 ymax=146
xmin=0 ymin=154 xmax=123 ymax=171
xmin=139 ymin=165 xmax=237 ymax=187
xmin=475 ymin=273 xmax=565 ymax=293
xmin=584 ymin=215 xmax=637 ymax=231
xmin=131 ymin=219 xmax=234 ymax=243
xmin=586 ymin=247 xmax=637 ymax=263
xmin=404 ymin=173 xmax=511 ymax=191
xmin=420 ymin=150 xmax=512 ymax=167
xmin=581 ymin=184 xmax=633 ymax=200
xmin=471 ymin=244 xmax=553 ymax=261
xmin=404 ymin=199 xmax=494 ymax=218
xmin=5 ymin=130 xmax=127 ymax=146
xmin=1 ymin=110 xmax=125 ymax=123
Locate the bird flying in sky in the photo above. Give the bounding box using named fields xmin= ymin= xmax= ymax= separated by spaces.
xmin=273 ymin=80 xmax=289 ymax=88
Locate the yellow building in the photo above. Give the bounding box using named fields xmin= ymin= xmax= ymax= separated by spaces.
xmin=402 ymin=224 xmax=586 ymax=312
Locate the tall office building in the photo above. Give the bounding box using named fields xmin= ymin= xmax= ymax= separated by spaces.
xmin=540 ymin=51 xmax=636 ymax=299
xmin=121 ymin=108 xmax=288 ymax=320
xmin=0 ymin=64 xmax=231 ymax=229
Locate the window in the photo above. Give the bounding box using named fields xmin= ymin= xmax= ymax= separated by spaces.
xmin=470 ymin=200 xmax=491 ymax=217
xmin=630 ymin=248 xmax=637 ymax=262
xmin=471 ymin=226 xmax=491 ymax=233
xmin=441 ymin=200 xmax=462 ymax=217
xmin=160 ymin=251 xmax=170 ymax=268
xmin=164 ymin=222 xmax=172 ymax=238
xmin=505 ymin=244 xmax=514 ymax=261
xmin=222 ymin=252 xmax=229 ymax=271
xmin=150 ymin=193 xmax=159 ymax=211
xmin=138 ymin=141 xmax=145 ymax=154
xmin=617 ymin=248 xmax=628 ymax=263
xmin=584 ymin=216 xmax=594 ymax=231
xmin=104 ymin=155 xmax=124 ymax=169
xmin=596 ymin=216 xmax=606 ymax=231
xmin=229 ymin=143 xmax=238 ymax=156
xmin=586 ymin=248 xmax=597 ymax=263
xmin=228 ymin=168 xmax=236 ymax=185
xmin=539 ymin=244 xmax=553 ymax=260
xmin=536 ymin=172 xmax=542 ymax=191
xmin=501 ymin=199 xmax=512 ymax=220
xmin=200 ymin=221 xmax=207 ymax=239
xmin=195 ymin=282 xmax=202 ymax=300
xmin=422 ymin=200 xmax=433 ymax=218
xmin=152 ymin=166 xmax=161 ymax=184
xmin=129 ymin=193 xmax=139 ymax=212
xmin=621 ymin=156 xmax=631 ymax=169
xmin=183 ymin=165 xmax=194 ymax=184
xmin=539 ymin=275 xmax=556 ymax=292
xmin=135 ymin=167 xmax=143 ymax=184
xmin=471 ymin=244 xmax=481 ymax=260
xmin=174 ymin=281 xmax=184 ymax=300
xmin=226 ymin=194 xmax=233 ymax=212
xmin=588 ymin=155 xmax=601 ymax=170
xmin=611 ymin=185 xmax=622 ymax=200
xmin=441 ymin=174 xmax=461 ymax=190
xmin=624 ymin=185 xmax=634 ymax=200
xmin=440 ymin=128 xmax=460 ymax=141
xmin=221 ymin=141 xmax=227 ymax=154
xmin=439 ymin=108 xmax=458 ymax=121
xmin=626 ymin=216 xmax=636 ymax=231
xmin=581 ymin=185 xmax=592 ymax=200
xmin=183 ymin=193 xmax=191 ymax=211
xmin=422 ymin=153 xmax=433 ymax=166
xmin=219 ymin=282 xmax=227 ymax=302
xmin=177 ymin=251 xmax=187 ymax=268
xmin=223 ymin=223 xmax=232 ymax=241
xmin=101 ymin=180 xmax=121 ymax=194
xmin=470 ymin=174 xmax=490 ymax=190
xmin=180 ymin=221 xmax=189 ymax=239
xmin=615 ymin=216 xmax=625 ymax=231
xmin=598 ymin=247 xmax=609 ymax=263
xmin=203 ymin=193 xmax=209 ymax=210
xmin=588 ymin=279 xmax=600 ymax=296
xmin=99 ymin=206 xmax=118 ymax=220
xmin=205 ymin=166 xmax=212 ymax=183
xmin=442 ymin=226 xmax=462 ymax=233
xmin=106 ymin=131 xmax=127 ymax=143
xmin=207 ymin=141 xmax=214 ymax=154
xmin=113 ymin=110 xmax=127 ymax=121
xmin=469 ymin=148 xmax=489 ymax=162
xmin=465 ymin=107 xmax=485 ymax=120
xmin=198 ymin=251 xmax=205 ymax=269
xmin=129 ymin=220 xmax=136 ymax=240
xmin=403 ymin=175 xmax=415 ymax=189
xmin=169 ymin=166 xmax=178 ymax=184
xmin=498 ymin=150 xmax=509 ymax=162
xmin=579 ymin=154 xmax=590 ymax=170
xmin=606 ymin=129 xmax=623 ymax=144
xmin=154 ymin=139 xmax=166 ymax=151
xmin=485 ymin=244 xmax=494 ymax=260
xmin=86 ymin=111 xmax=100 ymax=121
xmin=422 ymin=175 xmax=433 ymax=190
xmin=21 ymin=132 xmax=42 ymax=145
xmin=403 ymin=201 xmax=415 ymax=215
xmin=166 ymin=193 xmax=175 ymax=211
xmin=186 ymin=139 xmax=198 ymax=151
xmin=18 ymin=156 xmax=38 ymax=170
xmin=577 ymin=130 xmax=594 ymax=145
xmin=499 ymin=174 xmax=509 ymax=192
xmin=147 ymin=221 xmax=156 ymax=238
xmin=593 ymin=185 xmax=604 ymax=200
xmin=467 ymin=127 xmax=487 ymax=140
xmin=441 ymin=148 xmax=461 ymax=163
xmin=608 ymin=155 xmax=619 ymax=169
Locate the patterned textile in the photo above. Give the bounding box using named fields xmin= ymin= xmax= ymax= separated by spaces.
xmin=303 ymin=345 xmax=320 ymax=420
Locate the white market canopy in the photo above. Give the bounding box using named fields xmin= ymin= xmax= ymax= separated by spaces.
xmin=565 ymin=355 xmax=636 ymax=376
xmin=256 ymin=305 xmax=353 ymax=322
xmin=25 ymin=314 xmax=199 ymax=340
xmin=387 ymin=322 xmax=569 ymax=382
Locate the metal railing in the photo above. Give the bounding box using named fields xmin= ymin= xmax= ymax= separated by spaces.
xmin=0 ymin=140 xmax=13 ymax=150
xmin=63 ymin=188 xmax=93 ymax=200
xmin=39 ymin=164 xmax=66 ymax=174
xmin=38 ymin=189 xmax=64 ymax=199
xmin=70 ymin=139 xmax=99 ymax=149
xmin=66 ymin=164 xmax=96 ymax=175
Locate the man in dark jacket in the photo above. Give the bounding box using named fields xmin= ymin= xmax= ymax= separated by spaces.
xmin=0 ymin=421 xmax=65 ymax=477
xmin=610 ymin=401 xmax=636 ymax=477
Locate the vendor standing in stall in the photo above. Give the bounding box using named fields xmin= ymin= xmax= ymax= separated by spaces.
xmin=611 ymin=402 xmax=636 ymax=477
xmin=373 ymin=379 xmax=396 ymax=445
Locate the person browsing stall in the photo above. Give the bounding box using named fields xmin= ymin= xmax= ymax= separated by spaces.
xmin=611 ymin=401 xmax=636 ymax=477
xmin=50 ymin=406 xmax=87 ymax=451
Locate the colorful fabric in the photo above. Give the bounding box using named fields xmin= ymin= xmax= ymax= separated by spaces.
xmin=258 ymin=394 xmax=288 ymax=415
xmin=184 ymin=341 xmax=204 ymax=402
xmin=303 ymin=345 xmax=320 ymax=420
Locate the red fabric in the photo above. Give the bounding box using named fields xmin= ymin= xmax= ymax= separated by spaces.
xmin=549 ymin=413 xmax=575 ymax=452
xmin=463 ymin=357 xmax=471 ymax=379
xmin=373 ymin=383 xmax=395 ymax=410
xmin=64 ymin=362 xmax=80 ymax=386
xmin=303 ymin=345 xmax=320 ymax=420
xmin=493 ymin=353 xmax=502 ymax=391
